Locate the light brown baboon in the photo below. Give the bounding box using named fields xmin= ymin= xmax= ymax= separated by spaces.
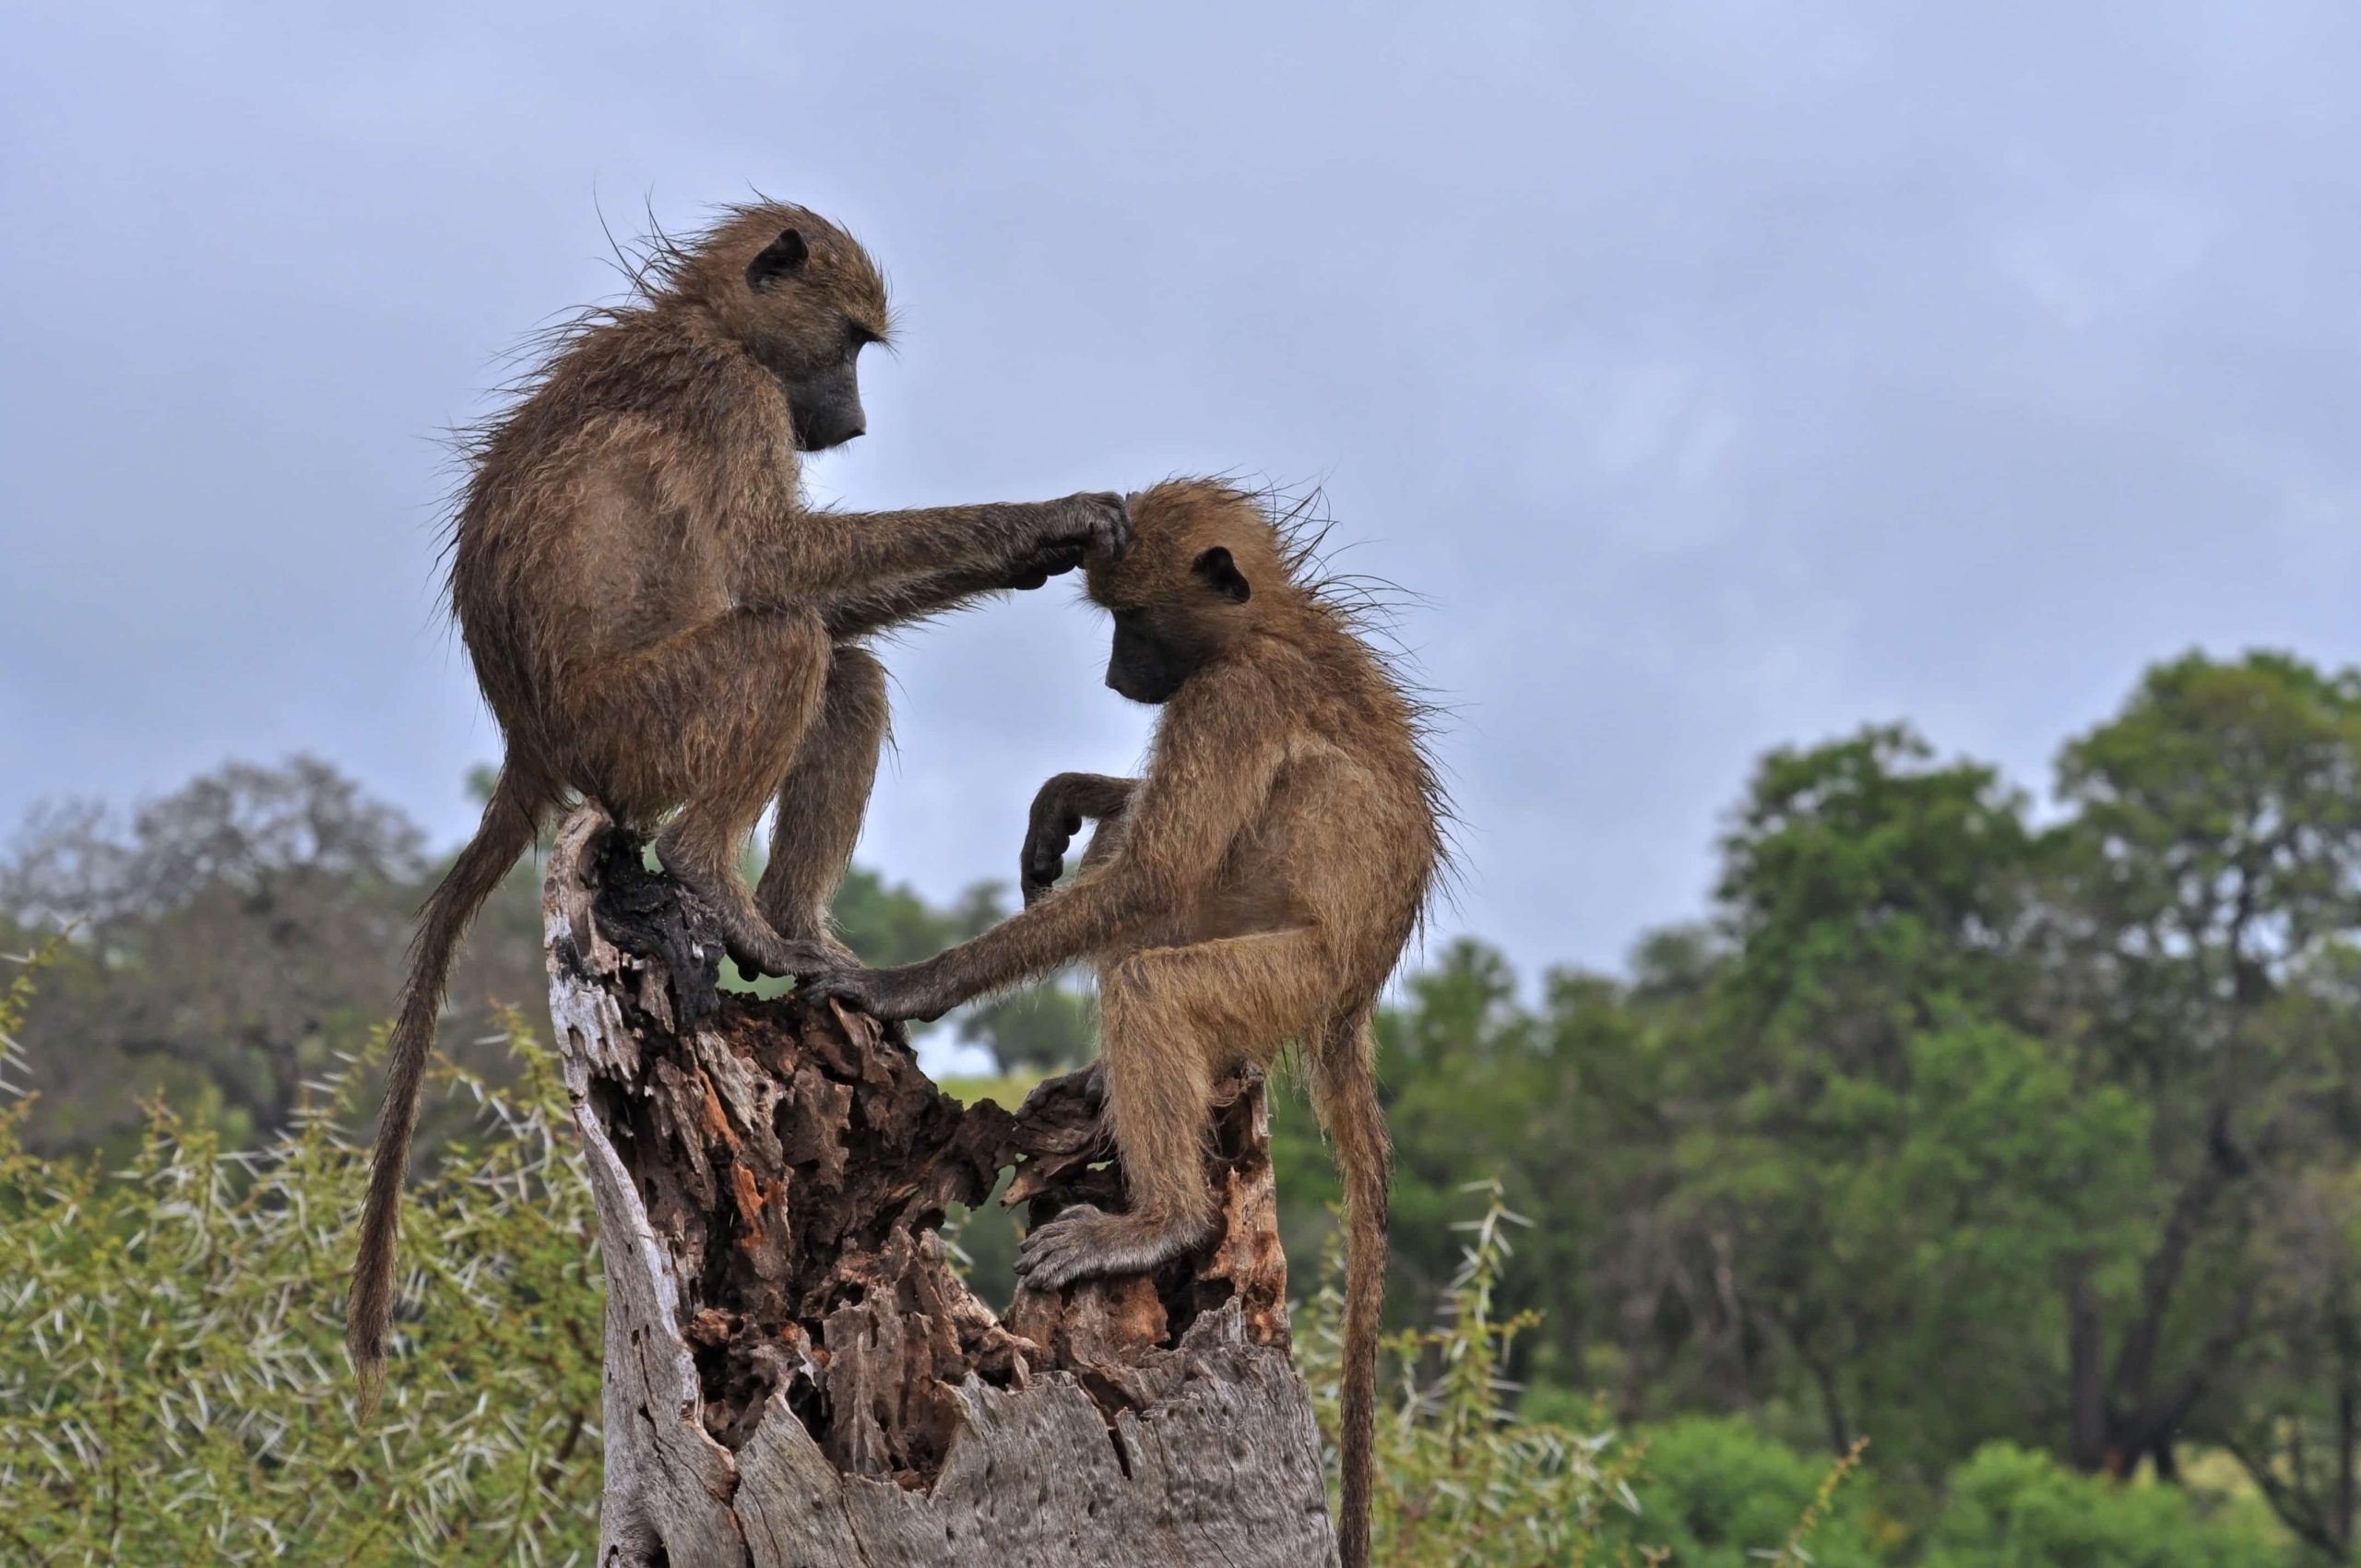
xmin=348 ymin=201 xmax=1132 ymax=1403
xmin=801 ymin=480 xmax=1445 ymax=1568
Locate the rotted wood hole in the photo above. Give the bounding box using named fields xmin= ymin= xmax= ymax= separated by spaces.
xmin=540 ymin=807 xmax=1337 ymax=1568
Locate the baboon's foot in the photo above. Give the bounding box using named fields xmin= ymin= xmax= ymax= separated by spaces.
xmin=1013 ymin=1203 xmax=1216 ymax=1291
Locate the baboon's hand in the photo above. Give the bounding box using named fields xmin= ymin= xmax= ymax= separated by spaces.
xmin=796 ymin=963 xmax=956 ymax=1024
xmin=1052 ymin=491 xmax=1133 ymax=560
xmin=1004 ymin=538 xmax=1089 ymax=592
xmin=1020 ymin=787 xmax=1086 ymax=906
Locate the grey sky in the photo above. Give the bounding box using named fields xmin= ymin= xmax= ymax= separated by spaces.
xmin=5 ymin=2 xmax=2357 ymax=989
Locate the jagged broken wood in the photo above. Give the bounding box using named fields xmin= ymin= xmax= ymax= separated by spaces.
xmin=540 ymin=805 xmax=1339 ymax=1568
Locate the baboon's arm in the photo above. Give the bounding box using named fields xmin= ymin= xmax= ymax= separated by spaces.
xmin=800 ymin=670 xmax=1283 ymax=1022
xmin=1033 ymin=773 xmax=1138 ymax=821
xmin=821 ymin=563 xmax=1006 ymax=638
xmin=820 ymin=541 xmax=1087 ymax=640
xmin=742 ymin=497 xmax=1124 ymax=611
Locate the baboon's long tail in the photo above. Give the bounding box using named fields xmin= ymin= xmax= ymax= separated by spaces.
xmin=347 ymin=766 xmax=543 ymax=1414
xmin=1317 ymin=1008 xmax=1392 ymax=1568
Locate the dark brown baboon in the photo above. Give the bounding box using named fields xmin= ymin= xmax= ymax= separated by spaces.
xmin=801 ymin=480 xmax=1445 ymax=1568
xmin=348 ymin=201 xmax=1132 ymax=1404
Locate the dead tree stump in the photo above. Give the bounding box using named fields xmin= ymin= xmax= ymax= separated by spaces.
xmin=540 ymin=806 xmax=1340 ymax=1568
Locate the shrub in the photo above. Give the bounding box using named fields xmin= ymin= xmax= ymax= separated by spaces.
xmin=1298 ymin=1182 xmax=1648 ymax=1565
xmin=1919 ymin=1443 xmax=2284 ymax=1568
xmin=0 ymin=954 xmax=604 ymax=1563
xmin=1598 ymin=1416 xmax=1881 ymax=1568
xmin=1299 ymin=1181 xmax=1857 ymax=1567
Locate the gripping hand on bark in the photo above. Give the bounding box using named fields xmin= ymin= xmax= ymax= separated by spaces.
xmin=797 ymin=961 xmax=961 ymax=1026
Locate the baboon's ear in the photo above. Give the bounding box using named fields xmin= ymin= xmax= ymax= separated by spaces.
xmin=1192 ymin=546 xmax=1252 ymax=604
xmin=746 ymin=228 xmax=810 ymax=292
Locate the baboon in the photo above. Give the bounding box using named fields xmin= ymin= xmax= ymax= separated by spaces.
xmin=348 ymin=201 xmax=1132 ymax=1402
xmin=801 ymin=480 xmax=1445 ymax=1568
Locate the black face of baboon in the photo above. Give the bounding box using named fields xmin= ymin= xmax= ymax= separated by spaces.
xmin=740 ymin=221 xmax=883 ymax=451
xmin=1102 ymin=546 xmax=1254 ymax=705
xmin=1106 ymin=611 xmax=1189 ymax=704
xmin=785 ymin=351 xmax=868 ymax=451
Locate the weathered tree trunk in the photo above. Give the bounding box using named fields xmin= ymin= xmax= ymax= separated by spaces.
xmin=540 ymin=806 xmax=1339 ymax=1568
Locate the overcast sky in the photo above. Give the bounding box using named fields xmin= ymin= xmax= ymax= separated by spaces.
xmin=5 ymin=2 xmax=2357 ymax=992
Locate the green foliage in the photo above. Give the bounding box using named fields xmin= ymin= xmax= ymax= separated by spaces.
xmin=933 ymin=1071 xmax=1048 ymax=1301
xmin=2055 ymin=649 xmax=2361 ymax=962
xmin=0 ymin=982 xmax=603 ymax=1563
xmin=1684 ymin=726 xmax=2065 ymax=1471
xmin=1919 ymin=1443 xmax=2284 ymax=1568
xmin=1715 ymin=722 xmax=2035 ymax=1056
xmin=14 ymin=646 xmax=2361 ymax=1558
xmin=957 ymin=982 xmax=1098 ymax=1075
xmin=0 ymin=957 xmax=2302 ymax=1568
xmin=829 ymin=864 xmax=991 ymax=968
xmin=1299 ymin=1182 xmax=1651 ymax=1566
xmin=1298 ymin=1182 xmax=1866 ymax=1567
xmin=0 ymin=759 xmax=440 ymax=1158
xmin=1257 ymin=649 xmax=2361 ymax=1543
xmin=2036 ymin=650 xmax=2361 ymax=1515
xmin=1597 ymin=1419 xmax=1880 ymax=1568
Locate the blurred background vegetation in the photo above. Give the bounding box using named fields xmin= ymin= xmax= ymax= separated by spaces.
xmin=6 ymin=644 xmax=2357 ymax=1562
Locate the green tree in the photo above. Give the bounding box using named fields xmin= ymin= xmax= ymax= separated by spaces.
xmin=0 ymin=758 xmax=430 ymax=1154
xmin=2045 ymin=652 xmax=2361 ymax=1490
xmin=1679 ymin=726 xmax=2075 ymax=1477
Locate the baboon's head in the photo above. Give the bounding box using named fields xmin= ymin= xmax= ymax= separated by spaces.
xmin=1086 ymin=480 xmax=1287 ymax=705
xmin=682 ymin=203 xmax=893 ymax=451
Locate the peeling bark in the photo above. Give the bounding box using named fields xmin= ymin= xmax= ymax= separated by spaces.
xmin=540 ymin=806 xmax=1338 ymax=1567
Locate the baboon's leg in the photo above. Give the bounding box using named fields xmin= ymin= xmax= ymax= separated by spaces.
xmin=587 ymin=611 xmax=835 ymax=980
xmin=1014 ymin=930 xmax=1334 ymax=1290
xmin=754 ymin=643 xmax=889 ymax=963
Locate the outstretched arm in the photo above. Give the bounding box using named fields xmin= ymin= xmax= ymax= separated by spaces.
xmin=821 ymin=540 xmax=1089 ymax=640
xmin=800 ymin=671 xmax=1281 ymax=1022
xmin=742 ymin=496 xmax=1128 ymax=612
